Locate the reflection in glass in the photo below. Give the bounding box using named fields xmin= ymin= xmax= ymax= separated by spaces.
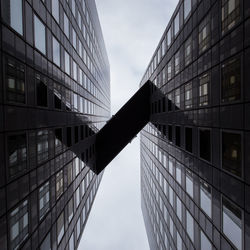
xmin=222 ymin=197 xmax=242 ymax=250
xmin=10 ymin=0 xmax=23 ymax=35
xmin=53 ymin=37 xmax=60 ymax=67
xmin=200 ymin=180 xmax=212 ymax=218
xmin=186 ymin=170 xmax=193 ymax=198
xmin=200 ymin=230 xmax=212 ymax=250
xmin=186 ymin=210 xmax=194 ymax=242
xmin=34 ymin=15 xmax=46 ymax=55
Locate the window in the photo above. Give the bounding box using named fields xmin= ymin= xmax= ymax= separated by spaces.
xmin=167 ymin=60 xmax=172 ymax=81
xmin=64 ymin=12 xmax=69 ymax=38
xmin=222 ymin=132 xmax=242 ymax=177
xmin=5 ymin=57 xmax=25 ymax=103
xmin=37 ymin=130 xmax=49 ymax=164
xmin=186 ymin=170 xmax=193 ymax=198
xmin=174 ymin=12 xmax=180 ymax=36
xmin=200 ymin=180 xmax=212 ymax=218
xmin=168 ymin=125 xmax=173 ymax=142
xmin=176 ymin=163 xmax=182 ymax=184
xmin=52 ymin=37 xmax=60 ymax=67
xmin=56 ymin=170 xmax=63 ymax=199
xmin=67 ymin=162 xmax=73 ymax=185
xmin=76 ymin=187 xmax=80 ymax=207
xmin=167 ymin=28 xmax=171 ymax=48
xmin=36 ymin=74 xmax=47 ymax=107
xmin=9 ymin=200 xmax=28 ymax=250
xmin=168 ymin=92 xmax=173 ymax=111
xmin=199 ymin=16 xmax=210 ymax=54
xmin=57 ymin=212 xmax=64 ymax=244
xmin=175 ymin=88 xmax=180 ymax=110
xmin=68 ymin=198 xmax=74 ymax=222
xmin=73 ymin=29 xmax=77 ymax=50
xmin=52 ymin=0 xmax=59 ymax=23
xmin=69 ymin=233 xmax=74 ymax=250
xmin=199 ymin=129 xmax=211 ymax=161
xmin=39 ymin=182 xmax=50 ymax=219
xmin=73 ymin=60 xmax=77 ymax=81
xmin=184 ymin=36 xmax=192 ymax=66
xmin=177 ymin=232 xmax=182 ymax=250
xmin=221 ymin=57 xmax=241 ymax=103
xmin=222 ymin=0 xmax=240 ymax=34
xmin=34 ymin=15 xmax=46 ymax=55
xmin=54 ymin=83 xmax=62 ymax=109
xmin=174 ymin=51 xmax=180 ymax=75
xmin=65 ymin=51 xmax=70 ymax=75
xmin=186 ymin=210 xmax=194 ymax=242
xmin=72 ymin=0 xmax=76 ymax=17
xmin=55 ymin=128 xmax=63 ymax=155
xmin=176 ymin=197 xmax=182 ymax=221
xmin=185 ymin=127 xmax=192 ymax=153
xmin=2 ymin=0 xmax=23 ymax=35
xmin=175 ymin=126 xmax=181 ymax=147
xmin=200 ymin=231 xmax=212 ymax=250
xmin=77 ymin=217 xmax=81 ymax=239
xmin=8 ymin=133 xmax=27 ymax=177
xmin=184 ymin=0 xmax=191 ymax=20
xmin=185 ymin=82 xmax=192 ymax=109
xmin=199 ymin=73 xmax=209 ymax=106
xmin=169 ymin=186 xmax=174 ymax=207
xmin=67 ymin=127 xmax=72 ymax=147
xmin=222 ymin=197 xmax=242 ymax=250
xmin=40 ymin=233 xmax=51 ymax=250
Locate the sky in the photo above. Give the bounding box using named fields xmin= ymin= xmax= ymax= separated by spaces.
xmin=78 ymin=0 xmax=176 ymax=249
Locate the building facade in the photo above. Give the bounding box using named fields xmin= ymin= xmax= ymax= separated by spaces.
xmin=0 ymin=0 xmax=110 ymax=249
xmin=140 ymin=0 xmax=250 ymax=249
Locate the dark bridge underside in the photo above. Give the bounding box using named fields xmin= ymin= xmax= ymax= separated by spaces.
xmin=92 ymin=81 xmax=152 ymax=174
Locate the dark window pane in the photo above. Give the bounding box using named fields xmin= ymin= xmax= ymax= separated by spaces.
xmin=221 ymin=57 xmax=241 ymax=103
xmin=75 ymin=126 xmax=79 ymax=144
xmin=36 ymin=74 xmax=47 ymax=107
xmin=67 ymin=127 xmax=72 ymax=147
xmin=168 ymin=125 xmax=173 ymax=142
xmin=8 ymin=133 xmax=27 ymax=177
xmin=37 ymin=130 xmax=49 ymax=164
xmin=199 ymin=129 xmax=211 ymax=161
xmin=176 ymin=126 xmax=181 ymax=147
xmin=222 ymin=132 xmax=241 ymax=177
xmin=185 ymin=127 xmax=192 ymax=153
xmin=6 ymin=57 xmax=25 ymax=103
xmin=55 ymin=128 xmax=63 ymax=155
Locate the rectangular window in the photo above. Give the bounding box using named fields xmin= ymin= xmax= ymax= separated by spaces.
xmin=175 ymin=126 xmax=181 ymax=147
xmin=167 ymin=60 xmax=172 ymax=81
xmin=199 ymin=73 xmax=209 ymax=106
xmin=174 ymin=12 xmax=180 ymax=36
xmin=222 ymin=197 xmax=242 ymax=250
xmin=8 ymin=133 xmax=27 ymax=177
xmin=37 ymin=130 xmax=49 ymax=164
xmin=67 ymin=127 xmax=72 ymax=147
xmin=175 ymin=88 xmax=180 ymax=110
xmin=167 ymin=28 xmax=171 ymax=47
xmin=9 ymin=200 xmax=28 ymax=250
xmin=65 ymin=51 xmax=70 ymax=75
xmin=39 ymin=181 xmax=50 ymax=219
xmin=34 ymin=15 xmax=46 ymax=55
xmin=221 ymin=57 xmax=241 ymax=103
xmin=184 ymin=36 xmax=192 ymax=66
xmin=222 ymin=0 xmax=240 ymax=34
xmin=185 ymin=127 xmax=192 ymax=153
xmin=77 ymin=217 xmax=81 ymax=239
xmin=73 ymin=29 xmax=77 ymax=50
xmin=199 ymin=129 xmax=211 ymax=162
xmin=73 ymin=60 xmax=77 ymax=81
xmin=64 ymin=12 xmax=69 ymax=38
xmin=52 ymin=37 xmax=60 ymax=67
xmin=72 ymin=0 xmax=76 ymax=17
xmin=184 ymin=0 xmax=191 ymax=20
xmin=68 ymin=198 xmax=74 ymax=223
xmin=186 ymin=170 xmax=193 ymax=198
xmin=40 ymin=233 xmax=51 ymax=250
xmin=176 ymin=197 xmax=182 ymax=221
xmin=186 ymin=210 xmax=194 ymax=242
xmin=174 ymin=51 xmax=180 ymax=75
xmin=200 ymin=231 xmax=212 ymax=250
xmin=57 ymin=212 xmax=64 ymax=244
xmin=199 ymin=16 xmax=210 ymax=54
xmin=52 ymin=0 xmax=59 ymax=23
xmin=8 ymin=0 xmax=23 ymax=35
xmin=222 ymin=132 xmax=242 ymax=177
xmin=168 ymin=125 xmax=173 ymax=142
xmin=54 ymin=83 xmax=62 ymax=109
xmin=185 ymin=82 xmax=192 ymax=109
xmin=55 ymin=128 xmax=63 ymax=155
xmin=36 ymin=74 xmax=47 ymax=107
xmin=56 ymin=170 xmax=63 ymax=199
xmin=176 ymin=163 xmax=182 ymax=184
xmin=69 ymin=233 xmax=74 ymax=250
xmin=200 ymin=180 xmax=212 ymax=218
xmin=5 ymin=57 xmax=25 ymax=103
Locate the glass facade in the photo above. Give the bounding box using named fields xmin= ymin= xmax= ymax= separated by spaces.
xmin=0 ymin=0 xmax=110 ymax=249
xmin=140 ymin=0 xmax=250 ymax=249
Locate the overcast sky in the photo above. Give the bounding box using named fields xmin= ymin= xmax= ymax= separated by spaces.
xmin=79 ymin=1 xmax=176 ymax=249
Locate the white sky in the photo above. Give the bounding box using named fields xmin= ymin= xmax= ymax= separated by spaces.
xmin=78 ymin=1 xmax=177 ymax=249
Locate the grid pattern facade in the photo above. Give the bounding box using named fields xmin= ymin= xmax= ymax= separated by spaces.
xmin=140 ymin=0 xmax=250 ymax=249
xmin=0 ymin=0 xmax=110 ymax=249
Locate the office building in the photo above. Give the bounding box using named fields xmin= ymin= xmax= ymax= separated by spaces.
xmin=140 ymin=0 xmax=250 ymax=249
xmin=0 ymin=0 xmax=110 ymax=249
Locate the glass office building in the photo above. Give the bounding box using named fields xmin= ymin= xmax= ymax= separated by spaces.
xmin=140 ymin=0 xmax=250 ymax=249
xmin=0 ymin=0 xmax=110 ymax=249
